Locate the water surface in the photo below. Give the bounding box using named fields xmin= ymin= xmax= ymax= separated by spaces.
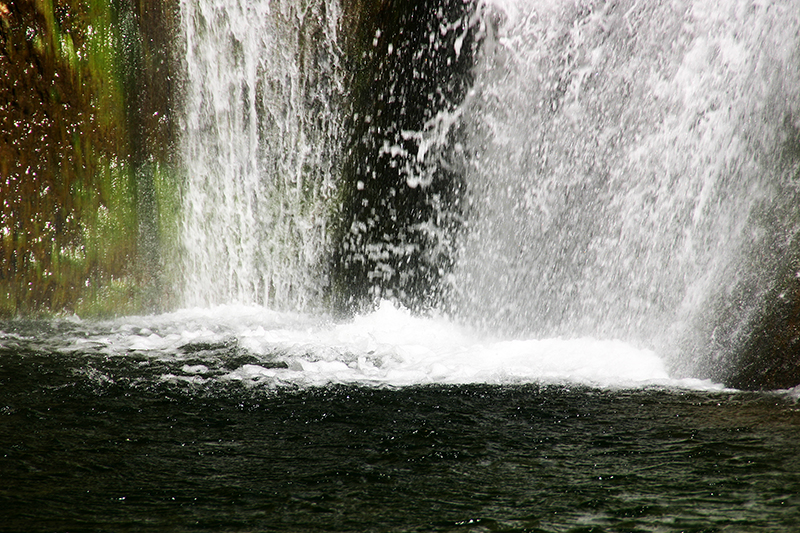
xmin=2 ymin=309 xmax=799 ymax=532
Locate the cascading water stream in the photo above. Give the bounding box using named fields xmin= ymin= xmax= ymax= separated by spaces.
xmin=179 ymin=0 xmax=344 ymax=310
xmin=446 ymin=0 xmax=800 ymax=378
xmin=175 ymin=0 xmax=800 ymax=384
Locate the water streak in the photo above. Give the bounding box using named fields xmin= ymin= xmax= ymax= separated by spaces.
xmin=179 ymin=0 xmax=344 ymax=309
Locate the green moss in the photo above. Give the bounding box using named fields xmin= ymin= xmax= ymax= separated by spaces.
xmin=151 ymin=160 xmax=181 ymax=308
xmin=1 ymin=0 xmax=178 ymax=318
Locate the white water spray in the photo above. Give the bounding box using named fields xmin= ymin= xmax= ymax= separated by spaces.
xmin=449 ymin=0 xmax=800 ymax=373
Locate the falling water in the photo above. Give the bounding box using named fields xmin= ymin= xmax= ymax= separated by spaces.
xmin=179 ymin=0 xmax=344 ymax=310
xmin=174 ymin=0 xmax=800 ymax=382
xmin=447 ymin=0 xmax=800 ymax=376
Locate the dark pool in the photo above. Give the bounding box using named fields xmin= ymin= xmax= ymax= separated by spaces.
xmin=2 ymin=319 xmax=800 ymax=532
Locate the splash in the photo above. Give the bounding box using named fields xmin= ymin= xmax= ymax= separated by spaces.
xmin=53 ymin=303 xmax=722 ymax=390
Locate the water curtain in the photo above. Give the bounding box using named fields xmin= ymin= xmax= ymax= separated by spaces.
xmin=180 ymin=0 xmax=344 ymax=310
xmin=177 ymin=0 xmax=800 ymax=383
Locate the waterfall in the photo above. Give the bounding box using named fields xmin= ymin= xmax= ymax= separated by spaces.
xmin=175 ymin=0 xmax=800 ymax=383
xmin=179 ymin=0 xmax=344 ymax=310
xmin=446 ymin=0 xmax=800 ymax=376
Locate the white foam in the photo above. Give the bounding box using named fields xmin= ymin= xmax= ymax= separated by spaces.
xmin=70 ymin=302 xmax=725 ymax=391
xmin=182 ymin=364 xmax=210 ymax=375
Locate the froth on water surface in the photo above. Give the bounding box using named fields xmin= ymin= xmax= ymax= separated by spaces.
xmin=1 ymin=303 xmax=721 ymax=391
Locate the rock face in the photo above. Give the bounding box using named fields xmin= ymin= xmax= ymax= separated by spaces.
xmin=724 ymin=237 xmax=800 ymax=391
xmin=332 ymin=0 xmax=478 ymax=314
xmin=731 ymin=276 xmax=800 ymax=390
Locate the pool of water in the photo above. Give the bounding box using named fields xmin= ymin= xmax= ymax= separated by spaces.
xmin=2 ymin=310 xmax=799 ymax=532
